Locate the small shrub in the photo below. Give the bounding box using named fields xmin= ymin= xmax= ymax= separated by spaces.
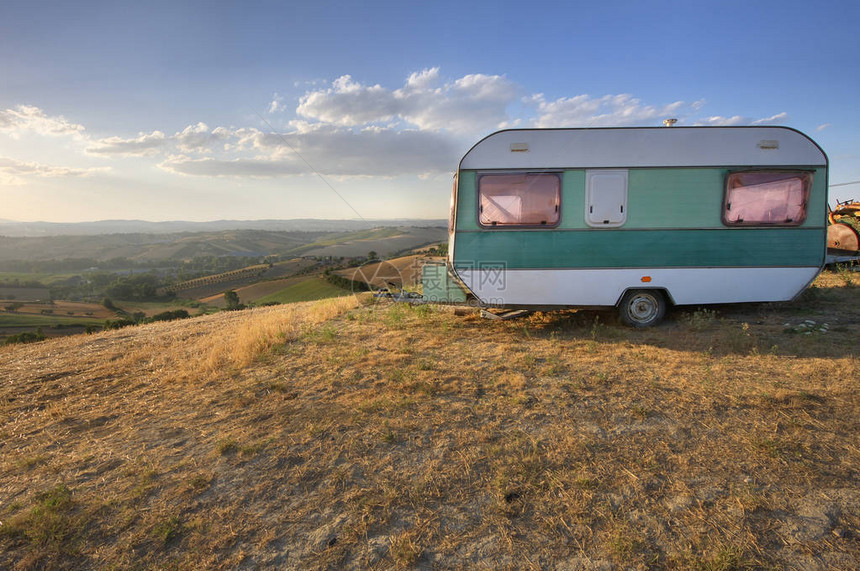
xmin=224 ymin=290 xmax=245 ymax=311
xmin=835 ymin=263 xmax=856 ymax=287
xmin=149 ymin=309 xmax=190 ymax=323
xmin=0 ymin=484 xmax=81 ymax=548
xmin=390 ymin=530 xmax=422 ymax=566
xmin=217 ymin=438 xmax=239 ymax=455
xmin=152 ymin=515 xmax=184 ymax=545
xmin=681 ymin=308 xmax=717 ymax=330
xmin=4 ymin=328 xmax=46 ymax=345
xmin=724 ymin=321 xmax=753 ymax=353
xmin=412 ymin=303 xmax=432 ymax=318
xmin=104 ymin=318 xmax=135 ymax=330
xmin=187 ymin=474 xmax=212 ymax=491
xmin=385 ymin=305 xmax=406 ymax=329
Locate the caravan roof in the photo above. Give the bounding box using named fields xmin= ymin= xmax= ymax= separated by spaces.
xmin=459 ymin=127 xmax=827 ymax=170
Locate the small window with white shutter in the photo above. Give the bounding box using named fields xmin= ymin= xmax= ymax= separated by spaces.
xmin=586 ymin=170 xmax=628 ymax=228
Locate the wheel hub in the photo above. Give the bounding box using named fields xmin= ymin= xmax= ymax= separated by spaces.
xmin=629 ymin=295 xmax=657 ymax=322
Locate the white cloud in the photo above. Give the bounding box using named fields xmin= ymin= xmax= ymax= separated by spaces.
xmin=174 ymin=123 xmax=230 ymax=153
xmin=404 ymin=67 xmax=441 ymax=90
xmin=86 ymin=130 xmax=167 ymax=156
xmin=752 ymin=112 xmax=788 ymax=125
xmin=398 ymin=72 xmax=518 ymax=133
xmin=297 ymin=74 xmax=400 ymax=127
xmin=693 ymin=111 xmax=788 ymax=126
xmin=281 ymin=126 xmax=459 ymax=176
xmin=817 ymin=123 xmax=832 ymax=131
xmin=296 ymin=68 xmax=518 ymax=134
xmin=158 ymin=155 xmax=305 ymax=178
xmin=0 ymin=105 xmax=86 ymax=138
xmin=268 ymin=93 xmax=285 ymax=114
xmin=160 ymin=125 xmax=460 ymax=178
xmin=532 ymin=93 xmax=685 ymax=127
xmin=695 ymin=115 xmax=747 ymax=126
xmin=1 ymin=72 xmax=794 ymax=188
xmin=0 ymin=156 xmax=108 ymax=184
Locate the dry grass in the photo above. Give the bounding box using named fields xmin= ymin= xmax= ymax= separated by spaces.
xmin=1 ymin=271 xmax=858 ymax=569
xmin=1 ymin=301 xmax=113 ymax=319
xmin=198 ymin=277 xmax=305 ymax=307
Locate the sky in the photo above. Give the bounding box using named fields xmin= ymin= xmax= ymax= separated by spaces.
xmin=0 ymin=0 xmax=858 ymax=223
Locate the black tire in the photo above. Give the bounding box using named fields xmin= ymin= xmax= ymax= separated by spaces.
xmin=618 ymin=289 xmax=666 ymax=328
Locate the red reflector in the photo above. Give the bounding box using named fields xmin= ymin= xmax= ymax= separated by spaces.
xmin=641 ymin=276 xmax=652 ymax=283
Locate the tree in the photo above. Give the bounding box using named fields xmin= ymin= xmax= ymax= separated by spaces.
xmin=224 ymin=290 xmax=244 ymax=311
xmin=367 ymin=251 xmax=378 ymax=260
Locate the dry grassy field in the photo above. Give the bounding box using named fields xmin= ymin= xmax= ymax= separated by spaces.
xmin=0 ymin=270 xmax=858 ymax=569
xmin=1 ymin=301 xmax=112 ymax=320
xmin=198 ymin=277 xmax=306 ymax=307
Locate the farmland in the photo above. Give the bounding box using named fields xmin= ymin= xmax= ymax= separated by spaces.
xmin=0 ymin=224 xmax=445 ymax=343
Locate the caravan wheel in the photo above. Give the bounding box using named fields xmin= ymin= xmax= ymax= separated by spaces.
xmin=618 ymin=290 xmax=666 ymax=327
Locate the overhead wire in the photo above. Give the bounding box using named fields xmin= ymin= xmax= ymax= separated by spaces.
xmin=255 ymin=112 xmax=371 ymax=227
xmin=830 ymin=180 xmax=860 ymax=188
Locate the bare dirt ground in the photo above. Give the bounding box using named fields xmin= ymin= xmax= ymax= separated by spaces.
xmin=0 ymin=271 xmax=858 ymax=569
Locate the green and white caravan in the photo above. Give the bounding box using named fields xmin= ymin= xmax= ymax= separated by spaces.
xmin=422 ymin=126 xmax=828 ymax=326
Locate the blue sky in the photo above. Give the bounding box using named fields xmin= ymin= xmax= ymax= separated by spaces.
xmin=1 ymin=0 xmax=858 ymax=222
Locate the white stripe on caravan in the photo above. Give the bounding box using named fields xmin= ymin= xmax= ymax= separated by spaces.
xmin=455 ymin=267 xmax=821 ymax=306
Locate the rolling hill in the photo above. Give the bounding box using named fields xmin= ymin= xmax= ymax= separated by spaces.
xmin=1 ymin=271 xmax=858 ymax=569
xmin=0 ymin=226 xmax=446 ymax=263
xmin=0 ymin=219 xmax=447 ymax=238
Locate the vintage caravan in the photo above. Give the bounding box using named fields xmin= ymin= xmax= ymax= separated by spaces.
xmin=422 ymin=126 xmax=828 ymax=326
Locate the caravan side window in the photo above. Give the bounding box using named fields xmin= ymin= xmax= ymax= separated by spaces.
xmin=477 ymin=173 xmax=561 ymax=228
xmin=723 ymin=171 xmax=812 ymax=226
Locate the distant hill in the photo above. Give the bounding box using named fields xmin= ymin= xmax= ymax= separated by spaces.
xmin=0 ymin=226 xmax=447 ymax=263
xmin=0 ymin=218 xmax=446 ymax=237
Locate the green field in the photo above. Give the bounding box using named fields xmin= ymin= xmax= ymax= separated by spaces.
xmin=255 ymin=278 xmax=351 ymax=304
xmin=0 ymin=314 xmax=100 ymax=327
xmin=0 ymin=272 xmax=77 ymax=285
xmin=285 ymin=227 xmax=404 ymax=256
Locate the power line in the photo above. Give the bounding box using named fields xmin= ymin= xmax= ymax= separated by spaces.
xmin=830 ymin=180 xmax=860 ymax=188
xmin=255 ymin=113 xmax=371 ymax=226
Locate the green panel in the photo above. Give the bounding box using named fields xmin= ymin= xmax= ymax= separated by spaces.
xmin=455 ymin=171 xmax=479 ymax=231
xmin=453 ymin=228 xmax=825 ymax=269
xmin=807 ymin=168 xmax=828 ymax=228
xmin=457 ymin=167 xmax=828 ymax=231
xmin=626 ymin=169 xmax=725 ymax=228
xmin=560 ymin=170 xmax=587 ymax=228
xmin=422 ymin=263 xmax=468 ymax=302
